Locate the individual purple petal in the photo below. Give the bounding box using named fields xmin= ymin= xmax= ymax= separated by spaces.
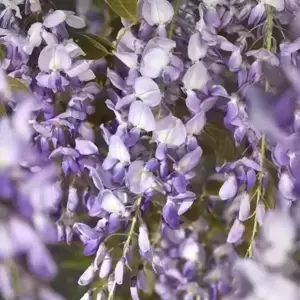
xmin=238 ymin=192 xmax=250 ymax=221
xmin=278 ymin=172 xmax=298 ymax=201
xmin=73 ymin=223 xmax=99 ymax=240
xmin=140 ymin=47 xmax=171 ymax=78
xmin=43 ymin=10 xmax=66 ymax=28
xmin=101 ymin=190 xmax=125 ymax=215
xmin=240 ymin=157 xmax=261 ymax=171
xmin=116 ymin=94 xmax=136 ymax=110
xmin=138 ymin=224 xmax=151 ymax=253
xmin=246 ymin=169 xmax=256 ymax=190
xmin=137 ymin=269 xmax=147 ymax=290
xmin=162 ymin=65 xmax=181 ymax=84
xmin=182 ymin=261 xmax=197 ymax=281
xmin=107 ymin=213 xmax=120 ymax=234
xmin=75 ymin=138 xmax=98 ymax=155
xmin=99 ymin=253 xmax=112 ymax=279
xmin=238 ymin=67 xmax=248 ymax=88
xmin=107 ymin=68 xmax=125 ymax=90
xmin=89 ymin=167 xmax=104 ymax=191
xmin=111 ymin=162 xmax=126 ymax=184
xmin=130 ymin=277 xmax=140 ymax=300
xmin=102 ymin=156 xmax=118 ymax=171
xmin=49 ymin=147 xmax=79 ymax=159
xmin=93 ymin=243 xmax=107 ymax=270
xmin=125 ymin=128 xmax=141 ymax=147
xmin=88 ymin=196 xmax=102 ymax=217
xmin=210 ymin=85 xmax=229 ymax=98
xmin=225 ymin=99 xmax=239 ymax=125
xmin=134 ymin=77 xmax=161 ymax=106
xmin=188 ymin=32 xmax=207 ymax=62
xmin=219 ymin=175 xmax=238 ymax=200
xmin=173 ymin=146 xmax=203 ymax=174
xmin=228 ymin=49 xmax=242 ymax=71
xmin=78 ymin=264 xmax=95 ymax=286
xmin=113 ymin=51 xmax=139 ymax=69
xmin=186 ymin=111 xmax=206 ymax=135
xmin=155 ymin=143 xmax=167 ymax=160
xmin=256 ymin=200 xmax=265 ymax=226
xmin=248 ymin=60 xmax=262 ymax=83
xmin=153 ymin=115 xmax=187 ymax=147
xmin=145 ymin=158 xmax=159 ymax=172
xmin=173 ymin=173 xmax=187 ymax=194
xmin=200 ymin=97 xmax=218 ymax=112
xmin=162 ymin=199 xmax=180 ymax=229
xmin=125 ymin=160 xmax=155 ymax=194
xmin=227 ymin=219 xmax=245 ymax=243
xmin=177 ymin=196 xmax=195 ymax=215
xmin=115 ymin=258 xmax=125 ymax=285
xmin=107 ymin=135 xmax=130 ymax=164
xmin=144 ymin=37 xmax=176 ymax=53
xmin=182 ymin=61 xmax=210 ymax=91
xmin=142 ymin=0 xmax=174 ymax=26
xmin=128 ymin=101 xmax=156 ymax=132
xmin=205 ymin=7 xmax=221 ymax=27
xmin=186 ymin=91 xmax=201 ymax=113
xmin=265 ymin=0 xmax=284 ymax=11
xmin=234 ymin=126 xmax=247 ymax=145
xmin=83 ymin=239 xmax=100 ymax=256
xmin=289 ymin=153 xmax=300 ymax=179
xmin=65 ymin=226 xmax=74 ymax=245
xmin=65 ymin=60 xmax=92 ymax=78
xmin=248 ymin=3 xmax=265 ymax=25
xmin=65 ymin=11 xmax=86 ymax=28
xmin=217 ymin=36 xmax=237 ymax=52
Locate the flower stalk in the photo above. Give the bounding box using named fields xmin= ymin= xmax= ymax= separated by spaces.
xmin=246 ymin=5 xmax=273 ymax=257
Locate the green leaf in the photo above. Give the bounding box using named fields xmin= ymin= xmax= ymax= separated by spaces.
xmin=104 ymin=0 xmax=138 ymax=23
xmin=7 ymin=77 xmax=30 ymax=92
xmin=74 ymin=33 xmax=113 ymax=59
xmin=201 ymin=122 xmax=238 ymax=164
xmin=61 ymin=257 xmax=92 ymax=270
xmin=0 ymin=45 xmax=5 ymax=62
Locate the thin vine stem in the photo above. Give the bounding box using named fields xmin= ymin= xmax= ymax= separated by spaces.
xmin=246 ymin=5 xmax=273 ymax=258
xmin=107 ymin=196 xmax=143 ymax=300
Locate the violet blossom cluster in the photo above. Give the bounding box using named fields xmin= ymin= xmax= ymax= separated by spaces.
xmin=1 ymin=0 xmax=300 ymax=299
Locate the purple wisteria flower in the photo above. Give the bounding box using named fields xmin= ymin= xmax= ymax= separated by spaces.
xmin=3 ymin=0 xmax=300 ymax=299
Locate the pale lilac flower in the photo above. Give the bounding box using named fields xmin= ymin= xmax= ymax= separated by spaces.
xmin=43 ymin=10 xmax=86 ymax=29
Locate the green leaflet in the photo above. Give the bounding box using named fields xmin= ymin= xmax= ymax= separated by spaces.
xmin=7 ymin=77 xmax=30 ymax=92
xmin=201 ymin=121 xmax=238 ymax=165
xmin=0 ymin=45 xmax=5 ymax=62
xmin=74 ymin=33 xmax=113 ymax=59
xmin=104 ymin=0 xmax=138 ymax=23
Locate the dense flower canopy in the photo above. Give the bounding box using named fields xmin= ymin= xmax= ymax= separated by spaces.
xmin=0 ymin=0 xmax=300 ymax=299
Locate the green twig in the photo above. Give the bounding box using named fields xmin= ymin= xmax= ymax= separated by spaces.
xmin=246 ymin=5 xmax=273 ymax=257
xmin=107 ymin=196 xmax=142 ymax=300
xmin=0 ymin=102 xmax=6 ymax=116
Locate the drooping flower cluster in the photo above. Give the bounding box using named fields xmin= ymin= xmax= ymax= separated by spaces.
xmin=2 ymin=0 xmax=300 ymax=299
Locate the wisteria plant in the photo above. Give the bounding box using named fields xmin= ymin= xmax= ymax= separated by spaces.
xmin=1 ymin=0 xmax=300 ymax=299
